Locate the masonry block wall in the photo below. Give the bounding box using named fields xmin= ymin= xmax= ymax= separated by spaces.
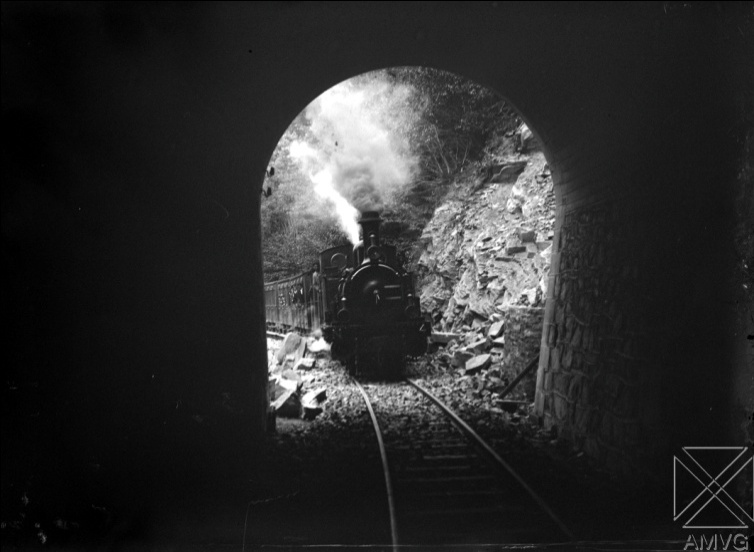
xmin=537 ymin=199 xmax=668 ymax=471
xmin=536 ymin=177 xmax=748 ymax=473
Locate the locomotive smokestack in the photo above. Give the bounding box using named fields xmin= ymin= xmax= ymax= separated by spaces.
xmin=358 ymin=211 xmax=382 ymax=247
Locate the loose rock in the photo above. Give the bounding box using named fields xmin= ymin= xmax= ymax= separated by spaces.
xmin=466 ymin=338 xmax=490 ymax=355
xmin=431 ymin=332 xmax=463 ymax=344
xmin=452 ymin=350 xmax=474 ymax=368
xmin=272 ymin=389 xmax=301 ymax=418
xmin=294 ymin=358 xmax=316 ymax=370
xmin=488 ymin=320 xmax=505 ymax=338
xmin=301 ymin=387 xmax=327 ymax=420
xmin=465 ymin=354 xmax=492 ymax=374
xmin=275 ymin=332 xmax=303 ymax=364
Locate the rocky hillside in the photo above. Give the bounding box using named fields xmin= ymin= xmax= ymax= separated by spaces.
xmin=414 ymin=124 xmax=555 ymax=333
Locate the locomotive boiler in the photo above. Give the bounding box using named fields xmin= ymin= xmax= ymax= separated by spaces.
xmin=320 ymin=211 xmax=429 ymax=377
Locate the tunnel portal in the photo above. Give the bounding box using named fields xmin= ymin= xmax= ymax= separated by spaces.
xmin=3 ymin=2 xmax=751 ymax=480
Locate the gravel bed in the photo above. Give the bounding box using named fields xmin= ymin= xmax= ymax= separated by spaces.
xmin=257 ymin=344 xmax=678 ymax=545
xmin=360 ymin=380 xmax=447 ymax=450
xmin=404 ymin=355 xmax=677 ymax=542
xmin=249 ymin=360 xmax=389 ymax=546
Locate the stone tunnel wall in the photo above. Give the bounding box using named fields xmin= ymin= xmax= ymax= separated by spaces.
xmin=537 ymin=196 xmax=684 ymax=473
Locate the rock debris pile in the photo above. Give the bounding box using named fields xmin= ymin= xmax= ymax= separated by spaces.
xmin=268 ymin=331 xmax=333 ymax=421
xmin=387 ymin=125 xmax=554 ymax=431
xmin=409 ymin=306 xmax=543 ymax=419
xmin=416 ymin=126 xmax=555 ymax=333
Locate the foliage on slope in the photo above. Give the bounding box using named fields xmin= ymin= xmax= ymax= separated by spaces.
xmin=261 ymin=67 xmax=521 ymax=281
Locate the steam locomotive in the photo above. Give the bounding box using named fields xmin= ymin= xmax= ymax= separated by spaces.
xmin=264 ymin=211 xmax=430 ymax=377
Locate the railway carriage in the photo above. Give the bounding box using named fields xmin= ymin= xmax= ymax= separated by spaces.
xmin=263 ymin=272 xmax=321 ymax=335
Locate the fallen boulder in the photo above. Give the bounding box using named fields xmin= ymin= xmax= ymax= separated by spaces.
xmin=488 ymin=320 xmax=505 ymax=338
xmin=506 ymin=185 xmax=526 ymax=214
xmin=431 ymin=332 xmax=462 ymax=345
xmin=293 ymin=357 xmax=315 ymax=370
xmin=275 ymin=332 xmax=303 ymax=364
xmin=491 ymin=337 xmax=506 ymax=348
xmin=522 ymin=287 xmax=538 ymax=305
xmin=272 ymin=389 xmax=301 ymax=418
xmin=466 ymin=338 xmax=490 ymax=355
xmin=269 ymin=377 xmax=297 ymax=401
xmin=308 ymin=337 xmax=331 ymax=355
xmin=281 ymin=369 xmax=302 ymax=381
xmin=465 ymin=354 xmax=492 ymax=374
xmin=301 ymin=387 xmax=327 ymax=420
xmin=278 ymin=371 xmax=304 ymax=395
xmin=452 ymin=350 xmax=474 ymax=368
xmin=518 ymin=229 xmax=536 ymax=243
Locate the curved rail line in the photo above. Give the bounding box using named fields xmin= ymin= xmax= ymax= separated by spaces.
xmin=354 ymin=376 xmax=574 ymax=548
xmin=352 ymin=378 xmax=400 ymax=552
xmin=407 ymin=378 xmax=575 ymax=541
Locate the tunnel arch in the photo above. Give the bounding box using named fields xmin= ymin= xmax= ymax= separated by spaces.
xmin=263 ymin=66 xmax=560 ymax=406
xmin=3 ymin=2 xmax=748 ymax=484
xmin=245 ymin=3 xmax=751 ymax=476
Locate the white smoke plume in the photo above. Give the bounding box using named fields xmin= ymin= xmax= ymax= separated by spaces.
xmin=289 ymin=141 xmax=361 ymax=243
xmin=288 ymin=75 xmax=417 ymax=243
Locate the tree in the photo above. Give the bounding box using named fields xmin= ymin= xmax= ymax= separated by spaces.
xmin=385 ymin=67 xmax=520 ymax=183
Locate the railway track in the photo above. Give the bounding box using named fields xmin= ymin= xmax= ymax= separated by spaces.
xmin=354 ymin=377 xmax=574 ymax=549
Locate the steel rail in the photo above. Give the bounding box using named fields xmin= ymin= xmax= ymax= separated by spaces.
xmin=352 ymin=379 xmax=400 ymax=552
xmin=407 ymin=378 xmax=575 ymax=541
